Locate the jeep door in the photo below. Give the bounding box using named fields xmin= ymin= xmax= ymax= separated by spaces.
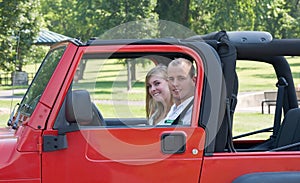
xmin=42 ymin=42 xmax=211 ymax=183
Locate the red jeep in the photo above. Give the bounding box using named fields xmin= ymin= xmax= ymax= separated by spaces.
xmin=1 ymin=31 xmax=300 ymax=182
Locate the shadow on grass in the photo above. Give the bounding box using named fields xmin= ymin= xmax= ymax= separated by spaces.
xmin=74 ymin=80 xmax=145 ymax=97
xmin=289 ymin=62 xmax=300 ymax=67
xmin=0 ymin=85 xmax=28 ymax=90
xmin=253 ymin=73 xmax=276 ymax=79
xmin=292 ymin=72 xmax=300 ymax=79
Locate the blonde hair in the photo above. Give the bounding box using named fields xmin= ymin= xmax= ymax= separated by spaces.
xmin=145 ymin=64 xmax=172 ymax=124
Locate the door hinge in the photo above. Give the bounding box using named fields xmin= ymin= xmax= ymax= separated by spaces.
xmin=43 ymin=134 xmax=68 ymax=152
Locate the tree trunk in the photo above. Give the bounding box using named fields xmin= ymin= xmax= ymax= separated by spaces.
xmin=131 ymin=61 xmax=136 ymax=81
xmin=155 ymin=0 xmax=190 ymax=26
xmin=126 ymin=59 xmax=132 ymax=91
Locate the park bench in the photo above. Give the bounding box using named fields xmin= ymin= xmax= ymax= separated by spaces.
xmin=261 ymin=90 xmax=300 ymax=114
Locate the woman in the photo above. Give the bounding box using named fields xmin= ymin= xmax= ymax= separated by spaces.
xmin=145 ymin=65 xmax=173 ymax=125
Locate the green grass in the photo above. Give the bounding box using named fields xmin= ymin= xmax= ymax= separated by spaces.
xmin=233 ymin=112 xmax=274 ymax=139
xmin=73 ymin=59 xmax=153 ymax=101
xmin=0 ymin=114 xmax=10 ymax=126
xmin=237 ymin=57 xmax=300 ymax=92
xmin=97 ymin=103 xmax=145 ymax=118
xmin=237 ymin=61 xmax=277 ymax=91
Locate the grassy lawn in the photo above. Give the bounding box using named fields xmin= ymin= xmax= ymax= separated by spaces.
xmin=97 ymin=103 xmax=146 ymax=118
xmin=233 ymin=112 xmax=274 ymax=139
xmin=73 ymin=59 xmax=153 ymax=101
xmin=237 ymin=57 xmax=300 ymax=91
xmin=0 ymin=56 xmax=299 ymax=141
xmin=236 ymin=61 xmax=277 ymax=92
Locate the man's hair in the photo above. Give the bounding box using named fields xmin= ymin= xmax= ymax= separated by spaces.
xmin=169 ymin=58 xmax=195 ymax=78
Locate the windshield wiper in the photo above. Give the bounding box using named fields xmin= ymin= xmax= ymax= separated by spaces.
xmin=7 ymin=103 xmax=19 ymax=127
xmin=7 ymin=103 xmax=31 ymax=129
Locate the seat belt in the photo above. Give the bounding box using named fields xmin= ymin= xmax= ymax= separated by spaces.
xmin=172 ymin=99 xmax=194 ymax=125
xmin=271 ymin=77 xmax=288 ymax=139
xmin=226 ymin=98 xmax=236 ymax=152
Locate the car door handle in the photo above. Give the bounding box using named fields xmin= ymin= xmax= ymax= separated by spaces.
xmin=161 ymin=132 xmax=186 ymax=154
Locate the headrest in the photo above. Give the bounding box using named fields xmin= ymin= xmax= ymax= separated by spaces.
xmin=65 ymin=90 xmax=93 ymax=124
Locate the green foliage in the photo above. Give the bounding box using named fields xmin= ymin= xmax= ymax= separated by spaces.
xmin=155 ymin=0 xmax=190 ymax=27
xmin=189 ymin=0 xmax=300 ymax=37
xmin=200 ymin=0 xmax=256 ymax=31
xmin=41 ymin=0 xmax=157 ymax=41
xmin=32 ymin=0 xmax=300 ymax=41
xmin=253 ymin=0 xmax=297 ymax=38
xmin=1 ymin=0 xmax=300 ymax=73
xmin=0 ymin=0 xmax=43 ymax=72
xmin=41 ymin=0 xmax=80 ymax=39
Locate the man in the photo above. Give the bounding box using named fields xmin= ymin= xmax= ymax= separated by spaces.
xmin=158 ymin=58 xmax=196 ymax=125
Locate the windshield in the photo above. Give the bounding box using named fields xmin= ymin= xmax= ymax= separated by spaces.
xmin=19 ymin=46 xmax=66 ymax=116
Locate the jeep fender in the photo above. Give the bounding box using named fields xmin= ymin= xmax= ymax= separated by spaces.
xmin=232 ymin=172 xmax=300 ymax=183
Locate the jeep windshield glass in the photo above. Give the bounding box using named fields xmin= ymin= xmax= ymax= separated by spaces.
xmin=19 ymin=46 xmax=66 ymax=116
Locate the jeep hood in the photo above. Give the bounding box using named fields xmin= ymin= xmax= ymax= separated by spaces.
xmin=0 ymin=127 xmax=18 ymax=164
xmin=0 ymin=127 xmax=15 ymax=138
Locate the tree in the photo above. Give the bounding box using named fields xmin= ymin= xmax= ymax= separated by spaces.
xmin=155 ymin=0 xmax=190 ymax=27
xmin=155 ymin=0 xmax=192 ymax=37
xmin=189 ymin=0 xmax=300 ymax=38
xmin=95 ymin=0 xmax=157 ymax=90
xmin=39 ymin=0 xmax=300 ymax=41
xmin=0 ymin=0 xmax=43 ymax=72
xmin=190 ymin=0 xmax=257 ymax=34
xmin=253 ymin=0 xmax=295 ymax=38
xmin=41 ymin=0 xmax=157 ymax=90
xmin=283 ymin=0 xmax=300 ymax=38
xmin=41 ymin=0 xmax=157 ymax=41
xmin=41 ymin=0 xmax=85 ymax=40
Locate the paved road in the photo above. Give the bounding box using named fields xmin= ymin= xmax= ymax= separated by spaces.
xmin=0 ymin=89 xmax=25 ymax=115
xmin=0 ymin=89 xmax=25 ymax=100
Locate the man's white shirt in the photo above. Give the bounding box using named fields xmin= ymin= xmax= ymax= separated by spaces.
xmin=157 ymin=96 xmax=194 ymax=125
